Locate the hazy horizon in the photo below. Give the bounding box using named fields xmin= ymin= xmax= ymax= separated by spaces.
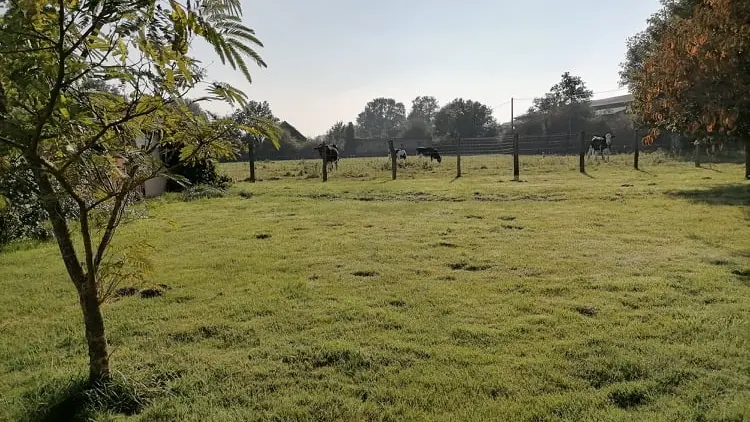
xmin=192 ymin=0 xmax=661 ymax=137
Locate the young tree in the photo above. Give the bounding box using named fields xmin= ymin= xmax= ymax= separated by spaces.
xmin=355 ymin=98 xmax=407 ymax=138
xmin=631 ymin=0 xmax=750 ymax=178
xmin=0 ymin=0 xmax=279 ymax=382
xmin=433 ymin=98 xmax=498 ymax=139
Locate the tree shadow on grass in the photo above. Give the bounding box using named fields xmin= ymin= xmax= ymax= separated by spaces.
xmin=21 ymin=375 xmax=148 ymax=422
xmin=666 ymin=184 xmax=750 ymax=206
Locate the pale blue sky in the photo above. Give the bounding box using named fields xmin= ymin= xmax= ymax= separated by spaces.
xmin=194 ymin=0 xmax=661 ymax=136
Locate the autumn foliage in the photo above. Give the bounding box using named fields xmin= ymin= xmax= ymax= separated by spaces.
xmin=630 ymin=0 xmax=750 ymax=147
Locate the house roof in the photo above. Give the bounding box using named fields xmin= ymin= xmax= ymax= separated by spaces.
xmin=590 ymin=94 xmax=634 ymax=109
xmin=280 ymin=121 xmax=307 ymax=142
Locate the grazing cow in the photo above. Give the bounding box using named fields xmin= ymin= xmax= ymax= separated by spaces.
xmin=415 ymin=147 xmax=442 ymax=163
xmin=395 ymin=148 xmax=407 ymax=160
xmin=588 ymin=133 xmax=613 ymax=161
xmin=314 ymin=143 xmax=340 ymax=171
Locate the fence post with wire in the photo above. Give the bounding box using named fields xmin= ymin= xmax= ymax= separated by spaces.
xmin=456 ymin=137 xmax=462 ymax=178
xmin=579 ymin=131 xmax=586 ymax=173
xmin=513 ymin=133 xmax=520 ymax=181
xmin=321 ymin=145 xmax=328 ymax=182
xmin=388 ymin=139 xmax=397 ymax=180
xmin=633 ymin=129 xmax=640 ymax=170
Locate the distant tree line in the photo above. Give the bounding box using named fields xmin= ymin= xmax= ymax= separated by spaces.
xmin=228 ymin=70 xmax=679 ymax=162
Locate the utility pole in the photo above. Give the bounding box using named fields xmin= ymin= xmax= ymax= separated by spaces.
xmin=510 ymin=97 xmax=514 ymax=133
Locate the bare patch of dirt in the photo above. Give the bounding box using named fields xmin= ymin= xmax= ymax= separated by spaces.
xmin=450 ymin=262 xmax=492 ymax=271
xmin=575 ymin=305 xmax=598 ymax=317
xmin=115 ymin=287 xmax=139 ymax=298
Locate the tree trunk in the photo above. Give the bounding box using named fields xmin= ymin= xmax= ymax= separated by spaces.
xmin=79 ymin=277 xmax=111 ymax=382
xmin=248 ymin=140 xmax=256 ymax=183
xmin=28 ymin=162 xmax=111 ymax=383
xmin=745 ymin=138 xmax=749 ymax=180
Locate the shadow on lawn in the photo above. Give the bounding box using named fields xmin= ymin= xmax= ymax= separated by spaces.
xmin=667 ymin=184 xmax=750 ymax=206
xmin=21 ymin=376 xmax=148 ymax=422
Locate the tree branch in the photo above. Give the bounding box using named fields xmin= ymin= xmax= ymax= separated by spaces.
xmin=30 ymin=0 xmax=69 ymax=152
xmin=59 ymin=102 xmax=163 ymax=173
xmin=93 ymin=191 xmax=127 ymax=268
xmin=0 ymin=135 xmax=26 ymax=150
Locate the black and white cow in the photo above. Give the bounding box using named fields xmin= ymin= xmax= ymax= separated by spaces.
xmin=395 ymin=148 xmax=407 ymax=160
xmin=314 ymin=143 xmax=340 ymax=171
xmin=588 ymin=133 xmax=613 ymax=161
xmin=416 ymin=147 xmax=442 ymax=163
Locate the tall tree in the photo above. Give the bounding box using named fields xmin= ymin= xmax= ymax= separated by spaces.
xmin=325 ymin=121 xmax=347 ymax=148
xmin=631 ymin=0 xmax=750 ymax=178
xmin=407 ymin=96 xmax=439 ymax=125
xmin=531 ymin=72 xmax=594 ymax=114
xmin=433 ymin=98 xmax=498 ymax=139
xmin=619 ymin=0 xmax=702 ymax=88
xmin=345 ymin=122 xmax=355 ymax=144
xmin=403 ymin=96 xmax=439 ymax=139
xmin=355 ymin=98 xmax=407 ymax=138
xmin=524 ymin=72 xmax=594 ymax=136
xmin=0 ymin=0 xmax=278 ymax=382
xmin=231 ymin=101 xmax=280 ymax=180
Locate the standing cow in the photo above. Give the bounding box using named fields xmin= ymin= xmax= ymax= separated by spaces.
xmin=415 ymin=147 xmax=442 ymax=163
xmin=314 ymin=143 xmax=340 ymax=171
xmin=588 ymin=133 xmax=613 ymax=161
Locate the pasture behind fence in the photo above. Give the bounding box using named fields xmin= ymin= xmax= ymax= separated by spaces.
xmin=235 ymin=131 xmax=648 ymax=182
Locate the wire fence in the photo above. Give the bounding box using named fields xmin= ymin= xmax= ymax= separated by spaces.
xmin=236 ymin=130 xmax=656 ymax=182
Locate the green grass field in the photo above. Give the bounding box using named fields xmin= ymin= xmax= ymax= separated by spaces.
xmin=1 ymin=154 xmax=749 ymax=421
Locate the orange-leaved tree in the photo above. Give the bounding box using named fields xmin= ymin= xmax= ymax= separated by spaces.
xmin=630 ymin=0 xmax=750 ymax=178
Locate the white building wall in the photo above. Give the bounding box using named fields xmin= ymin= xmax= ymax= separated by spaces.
xmin=134 ymin=133 xmax=167 ymax=198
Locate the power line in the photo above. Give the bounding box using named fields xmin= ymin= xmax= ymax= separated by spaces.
xmin=510 ymin=87 xmax=630 ymax=102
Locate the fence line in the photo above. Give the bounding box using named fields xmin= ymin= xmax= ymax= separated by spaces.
xmin=227 ymin=132 xmax=648 ymax=182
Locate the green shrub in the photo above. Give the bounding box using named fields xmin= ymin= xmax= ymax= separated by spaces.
xmin=161 ymin=144 xmax=233 ymax=191
xmin=0 ymin=158 xmax=77 ymax=249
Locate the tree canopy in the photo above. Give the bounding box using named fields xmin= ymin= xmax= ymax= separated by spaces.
xmin=402 ymin=96 xmax=439 ymax=139
xmin=433 ymin=98 xmax=498 ymax=139
xmin=529 ymin=72 xmax=593 ymax=114
xmin=325 ymin=121 xmax=347 ymax=147
xmin=629 ymin=0 xmax=750 ymax=177
xmin=619 ymin=0 xmax=702 ymax=88
xmin=355 ymin=98 xmax=407 ymax=138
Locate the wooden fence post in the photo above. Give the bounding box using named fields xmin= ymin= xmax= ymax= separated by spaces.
xmin=248 ymin=140 xmax=256 ymax=182
xmin=322 ymin=145 xmax=328 ymax=182
xmin=388 ymin=139 xmax=397 ymax=180
xmin=694 ymin=140 xmax=701 ymax=167
xmin=513 ymin=133 xmax=520 ymax=181
xmin=633 ymin=129 xmax=640 ymax=170
xmin=579 ymin=131 xmax=586 ymax=173
xmin=456 ymin=137 xmax=462 ymax=178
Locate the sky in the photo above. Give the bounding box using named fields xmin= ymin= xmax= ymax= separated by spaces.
xmin=192 ymin=0 xmax=662 ymax=137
